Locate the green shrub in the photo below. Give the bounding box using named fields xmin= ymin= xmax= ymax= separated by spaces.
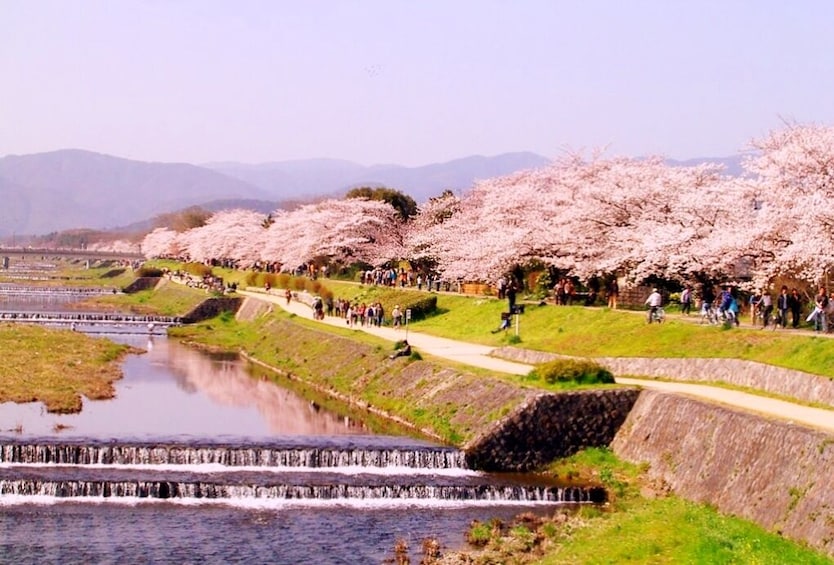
xmin=406 ymin=294 xmax=438 ymax=320
xmin=244 ymin=271 xmax=260 ymax=286
xmin=527 ymin=358 xmax=615 ymax=385
xmin=183 ymin=262 xmax=212 ymax=277
xmin=276 ymin=273 xmax=291 ymax=289
xmin=465 ymin=520 xmax=494 ymax=547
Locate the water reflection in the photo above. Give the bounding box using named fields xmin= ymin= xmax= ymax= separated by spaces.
xmin=0 ymin=335 xmax=368 ymax=440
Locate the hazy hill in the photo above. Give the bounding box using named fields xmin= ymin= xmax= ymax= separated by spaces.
xmin=0 ymin=150 xmax=554 ymax=237
xmin=0 ymin=149 xmax=267 ymax=236
xmin=0 ymin=148 xmax=746 ymax=240
xmin=206 ymin=152 xmax=552 ymax=203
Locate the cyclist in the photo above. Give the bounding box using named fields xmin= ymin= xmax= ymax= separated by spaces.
xmin=645 ymin=288 xmax=663 ymax=323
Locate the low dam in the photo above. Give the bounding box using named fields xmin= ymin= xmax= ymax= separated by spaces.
xmin=0 ymin=437 xmax=605 ymax=505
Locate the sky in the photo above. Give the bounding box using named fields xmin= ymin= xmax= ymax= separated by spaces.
xmin=2 ymin=0 xmax=834 ymax=167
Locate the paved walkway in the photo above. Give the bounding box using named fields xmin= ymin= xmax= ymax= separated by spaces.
xmin=238 ymin=289 xmax=834 ymax=434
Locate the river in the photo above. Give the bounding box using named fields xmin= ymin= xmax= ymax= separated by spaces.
xmin=0 ymin=286 xmax=585 ymax=564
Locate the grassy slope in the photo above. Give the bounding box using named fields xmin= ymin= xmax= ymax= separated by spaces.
xmin=437 ymin=449 xmax=832 ymax=565
xmin=55 ymin=268 xmax=834 ymax=562
xmin=319 ymin=280 xmax=834 ymax=378
xmin=0 ymin=323 xmax=133 ymax=413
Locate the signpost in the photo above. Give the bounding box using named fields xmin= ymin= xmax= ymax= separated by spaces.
xmin=405 ymin=309 xmax=412 ymax=340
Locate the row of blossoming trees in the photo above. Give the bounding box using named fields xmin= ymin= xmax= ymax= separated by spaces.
xmin=138 ymin=123 xmax=834 ymax=290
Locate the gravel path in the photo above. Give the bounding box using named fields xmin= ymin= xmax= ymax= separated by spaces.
xmin=239 ymin=289 xmax=834 ymax=434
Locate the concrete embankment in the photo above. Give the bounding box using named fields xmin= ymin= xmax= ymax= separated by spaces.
xmin=493 ymin=346 xmax=834 ymax=408
xmin=223 ymin=296 xmax=834 ymax=555
xmin=234 ymin=316 xmax=638 ymax=471
xmin=612 ymin=391 xmax=834 ymax=556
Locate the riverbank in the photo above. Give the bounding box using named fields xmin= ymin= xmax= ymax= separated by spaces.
xmin=230 ymin=289 xmax=834 ymax=560
xmin=0 ymin=323 xmax=135 ymax=414
xmin=13 ymin=272 xmax=831 ymax=563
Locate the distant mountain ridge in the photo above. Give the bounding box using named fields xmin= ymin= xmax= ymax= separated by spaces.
xmin=0 ymin=149 xmax=552 ymax=237
xmin=0 ymin=149 xmax=745 ymax=238
xmin=0 ymin=149 xmax=268 ymax=236
xmin=203 ymin=152 xmax=552 ymax=204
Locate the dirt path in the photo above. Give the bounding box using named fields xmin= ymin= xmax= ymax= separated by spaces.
xmin=238 ymin=289 xmax=834 ymax=434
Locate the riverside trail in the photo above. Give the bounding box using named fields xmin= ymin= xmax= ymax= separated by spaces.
xmin=238 ymin=288 xmax=834 ymax=435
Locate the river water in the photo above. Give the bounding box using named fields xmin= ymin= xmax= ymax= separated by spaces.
xmin=0 ymin=288 xmax=582 ymax=564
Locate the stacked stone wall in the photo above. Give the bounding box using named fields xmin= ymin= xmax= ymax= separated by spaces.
xmin=181 ymin=297 xmax=243 ymax=323
xmin=612 ymin=391 xmax=834 ymax=556
xmin=464 ymin=389 xmax=640 ymax=471
xmin=122 ymin=277 xmax=161 ymax=294
xmin=493 ymin=346 xmax=834 ymax=408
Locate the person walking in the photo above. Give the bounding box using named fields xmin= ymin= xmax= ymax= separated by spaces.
xmin=607 ymin=277 xmax=619 ymax=309
xmin=776 ymin=286 xmax=790 ymax=328
xmin=680 ymin=286 xmax=692 ymax=316
xmin=506 ymin=280 xmax=518 ymax=313
xmin=790 ymin=288 xmax=802 ymax=328
xmin=759 ymin=290 xmax=774 ymax=328
xmin=813 ymin=287 xmax=828 ymax=332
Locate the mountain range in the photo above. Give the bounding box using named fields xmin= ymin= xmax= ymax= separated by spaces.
xmin=0 ymin=149 xmax=745 ymax=238
xmin=0 ymin=149 xmax=551 ymax=237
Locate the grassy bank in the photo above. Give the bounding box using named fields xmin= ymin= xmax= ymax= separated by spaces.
xmin=0 ymin=323 xmax=134 ymax=414
xmin=292 ymin=279 xmax=834 ymax=378
xmin=27 ymin=268 xmax=833 ymax=563
xmin=418 ymin=448 xmax=831 ymax=564
xmin=77 ymin=278 xmax=208 ymax=316
xmin=170 ymin=311 xmax=532 ymax=445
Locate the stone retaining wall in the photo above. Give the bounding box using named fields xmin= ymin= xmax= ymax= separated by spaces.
xmin=465 ymin=388 xmax=641 ymax=471
xmin=612 ymin=390 xmax=834 ymax=556
xmin=493 ymin=346 xmax=834 ymax=408
xmin=122 ymin=277 xmax=161 ymax=294
xmin=233 ymin=310 xmax=834 ymax=554
xmin=181 ymin=297 xmax=243 ymax=323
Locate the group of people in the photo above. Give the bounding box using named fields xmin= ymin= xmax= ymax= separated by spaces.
xmin=675 ymin=284 xmax=833 ymax=331
xmin=359 ymin=267 xmax=446 ymax=292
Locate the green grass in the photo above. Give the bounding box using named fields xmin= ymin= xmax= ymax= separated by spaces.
xmin=0 ymin=323 xmax=134 ymax=414
xmin=546 ymin=496 xmax=831 ymax=565
xmin=440 ymin=448 xmax=832 ymax=565
xmin=401 ymin=294 xmax=834 ymax=377
xmin=270 ymin=280 xmax=834 ymax=378
xmin=84 ymin=279 xmax=208 ymax=316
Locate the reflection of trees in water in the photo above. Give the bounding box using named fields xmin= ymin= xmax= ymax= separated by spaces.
xmin=161 ymin=341 xmax=367 ymax=436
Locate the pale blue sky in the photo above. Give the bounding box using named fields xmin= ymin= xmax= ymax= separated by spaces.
xmin=2 ymin=0 xmax=834 ymax=166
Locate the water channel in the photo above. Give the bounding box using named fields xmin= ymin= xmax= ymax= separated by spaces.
xmin=0 ymin=285 xmax=589 ymax=563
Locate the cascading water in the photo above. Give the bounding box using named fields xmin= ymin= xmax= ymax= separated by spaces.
xmin=0 ymin=287 xmax=606 ymax=563
xmin=0 ymin=438 xmax=606 ymax=506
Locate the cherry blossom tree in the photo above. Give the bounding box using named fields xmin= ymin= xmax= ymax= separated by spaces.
xmin=419 ymin=153 xmax=738 ymax=285
xmin=141 ymin=227 xmax=183 ymax=259
xmin=88 ymin=239 xmax=141 ymax=254
xmin=137 ymin=123 xmax=834 ymax=292
xmin=740 ymin=123 xmax=834 ymax=285
xmin=257 ymin=198 xmax=402 ymax=269
xmin=176 ymin=209 xmax=265 ymax=265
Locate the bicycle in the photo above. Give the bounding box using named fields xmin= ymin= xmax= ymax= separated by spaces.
xmin=647 ymin=306 xmax=665 ymax=323
xmin=700 ymin=303 xmax=720 ymax=325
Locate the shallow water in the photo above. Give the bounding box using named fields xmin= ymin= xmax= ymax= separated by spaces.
xmin=0 ymin=501 xmax=544 ymax=564
xmin=0 ymin=291 xmax=571 ymax=563
xmin=0 ymin=335 xmax=370 ymax=439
